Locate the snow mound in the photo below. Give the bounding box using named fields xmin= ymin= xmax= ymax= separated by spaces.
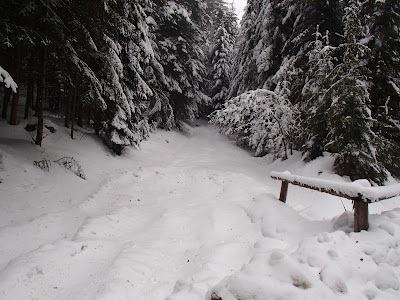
xmin=208 ymin=208 xmax=400 ymax=300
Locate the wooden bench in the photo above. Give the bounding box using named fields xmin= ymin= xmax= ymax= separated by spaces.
xmin=270 ymin=171 xmax=400 ymax=232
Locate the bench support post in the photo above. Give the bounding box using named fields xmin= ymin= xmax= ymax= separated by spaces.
xmin=354 ymin=197 xmax=369 ymax=232
xmin=279 ymin=181 xmax=289 ymax=203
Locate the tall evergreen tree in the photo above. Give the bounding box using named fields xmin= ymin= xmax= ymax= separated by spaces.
xmin=301 ymin=28 xmax=335 ymax=159
xmin=323 ymin=0 xmax=386 ymax=183
xmin=365 ymin=0 xmax=400 ymax=178
xmin=99 ymin=0 xmax=155 ymax=154
xmin=205 ymin=1 xmax=238 ymax=109
xmin=153 ymin=0 xmax=209 ymax=126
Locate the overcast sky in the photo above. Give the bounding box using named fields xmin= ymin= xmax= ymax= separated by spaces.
xmin=233 ymin=0 xmax=247 ymax=21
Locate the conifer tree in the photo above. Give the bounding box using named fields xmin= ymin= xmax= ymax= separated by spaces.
xmin=229 ymin=0 xmax=276 ymax=97
xmin=100 ymin=0 xmax=155 ymax=154
xmin=365 ymin=0 xmax=400 ymax=178
xmin=205 ymin=1 xmax=238 ymax=109
xmin=153 ymin=0 xmax=209 ymax=126
xmin=301 ymin=28 xmax=335 ymax=159
xmin=323 ymin=0 xmax=386 ymax=183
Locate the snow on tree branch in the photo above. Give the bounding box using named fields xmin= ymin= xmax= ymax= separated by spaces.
xmin=210 ymin=89 xmax=299 ymax=159
xmin=0 ymin=65 xmax=18 ymax=93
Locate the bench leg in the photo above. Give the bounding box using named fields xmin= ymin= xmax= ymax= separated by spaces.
xmin=354 ymin=200 xmax=369 ymax=232
xmin=279 ymin=181 xmax=289 ymax=203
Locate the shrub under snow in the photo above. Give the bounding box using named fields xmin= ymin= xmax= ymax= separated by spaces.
xmin=209 ymin=89 xmax=299 ymax=159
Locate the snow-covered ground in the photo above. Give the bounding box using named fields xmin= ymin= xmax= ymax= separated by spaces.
xmin=0 ymin=117 xmax=399 ymax=300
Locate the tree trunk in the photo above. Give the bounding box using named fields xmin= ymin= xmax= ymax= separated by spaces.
xmin=70 ymin=72 xmax=78 ymax=139
xmin=25 ymin=79 xmax=33 ymax=119
xmin=25 ymin=52 xmax=35 ymax=119
xmin=2 ymin=89 xmax=12 ymax=120
xmin=93 ymin=108 xmax=101 ymax=135
xmin=2 ymin=48 xmax=14 ymax=119
xmin=65 ymin=85 xmax=73 ymax=128
xmin=34 ymin=77 xmax=41 ymax=116
xmin=9 ymin=43 xmax=21 ymax=125
xmin=36 ymin=46 xmax=47 ymax=146
xmin=77 ymin=95 xmax=83 ymax=127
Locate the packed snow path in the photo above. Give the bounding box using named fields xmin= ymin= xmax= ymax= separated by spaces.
xmin=0 ymin=122 xmax=273 ymax=299
xmin=1 ymin=121 xmax=399 ymax=299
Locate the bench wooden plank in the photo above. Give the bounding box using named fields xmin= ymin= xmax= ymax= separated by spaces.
xmin=271 ymin=171 xmax=400 ymax=203
xmin=270 ymin=171 xmax=400 ymax=232
xmin=271 ymin=174 xmax=358 ymax=202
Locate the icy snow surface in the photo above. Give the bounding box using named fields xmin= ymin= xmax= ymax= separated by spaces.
xmin=0 ymin=119 xmax=400 ymax=300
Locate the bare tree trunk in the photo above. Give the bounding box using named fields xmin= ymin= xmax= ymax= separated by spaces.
xmin=2 ymin=48 xmax=13 ymax=119
xmin=9 ymin=43 xmax=21 ymax=125
xmin=93 ymin=108 xmax=101 ymax=135
xmin=2 ymin=89 xmax=12 ymax=120
xmin=36 ymin=46 xmax=47 ymax=146
xmin=77 ymin=95 xmax=83 ymax=127
xmin=25 ymin=51 xmax=35 ymax=119
xmin=65 ymin=85 xmax=73 ymax=128
xmin=25 ymin=79 xmax=33 ymax=119
xmin=34 ymin=76 xmax=41 ymax=116
xmin=70 ymin=72 xmax=78 ymax=139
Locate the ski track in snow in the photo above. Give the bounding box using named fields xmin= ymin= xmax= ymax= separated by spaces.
xmin=1 ymin=121 xmax=399 ymax=299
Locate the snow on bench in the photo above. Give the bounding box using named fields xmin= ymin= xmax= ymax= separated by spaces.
xmin=270 ymin=171 xmax=400 ymax=232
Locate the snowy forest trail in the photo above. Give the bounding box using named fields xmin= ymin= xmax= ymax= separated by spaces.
xmin=0 ymin=121 xmax=279 ymax=299
xmin=1 ymin=121 xmax=399 ymax=300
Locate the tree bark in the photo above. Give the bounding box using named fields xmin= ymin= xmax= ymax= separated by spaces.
xmin=65 ymin=85 xmax=73 ymax=128
xmin=9 ymin=43 xmax=21 ymax=125
xmin=36 ymin=46 xmax=47 ymax=146
xmin=2 ymin=48 xmax=14 ymax=119
xmin=70 ymin=72 xmax=78 ymax=139
xmin=93 ymin=108 xmax=101 ymax=135
xmin=25 ymin=52 xmax=35 ymax=119
xmin=34 ymin=77 xmax=41 ymax=116
xmin=2 ymin=89 xmax=12 ymax=120
xmin=77 ymin=95 xmax=83 ymax=127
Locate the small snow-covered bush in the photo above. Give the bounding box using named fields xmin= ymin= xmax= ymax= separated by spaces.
xmin=210 ymin=89 xmax=299 ymax=158
xmin=33 ymin=157 xmax=86 ymax=179
xmin=33 ymin=159 xmax=52 ymax=172
xmin=55 ymin=157 xmax=86 ymax=179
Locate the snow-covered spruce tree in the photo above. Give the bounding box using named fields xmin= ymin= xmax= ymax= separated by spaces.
xmin=270 ymin=56 xmax=301 ymax=154
xmin=152 ymin=0 xmax=209 ymax=127
xmin=229 ymin=0 xmax=342 ymax=100
xmin=323 ymin=0 xmax=386 ymax=184
xmin=229 ymin=0 xmax=277 ymax=97
xmin=100 ymin=0 xmax=155 ymax=154
xmin=364 ymin=0 xmax=400 ymax=178
xmin=281 ymin=0 xmax=343 ymax=102
xmin=141 ymin=3 xmax=175 ymax=130
xmin=301 ymin=27 xmax=335 ymax=160
xmin=210 ymin=89 xmax=299 ymax=159
xmin=205 ymin=2 xmax=238 ymax=110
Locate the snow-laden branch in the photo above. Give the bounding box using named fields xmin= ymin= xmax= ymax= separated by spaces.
xmin=0 ymin=65 xmax=18 ymax=93
xmin=210 ymin=89 xmax=299 ymax=158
